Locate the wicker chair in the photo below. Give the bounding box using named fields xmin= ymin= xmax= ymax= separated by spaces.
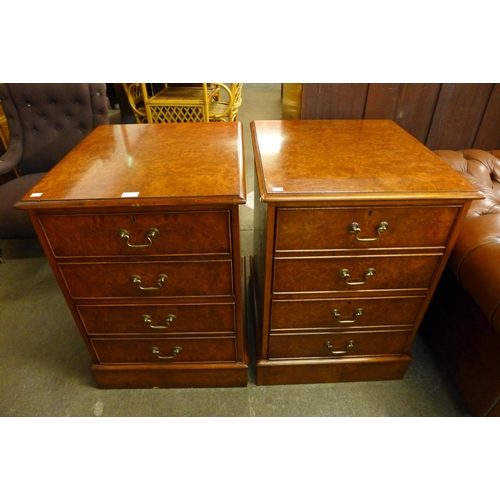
xmin=122 ymin=83 xmax=148 ymax=123
xmin=208 ymin=83 xmax=244 ymax=122
xmin=124 ymin=83 xmax=243 ymax=123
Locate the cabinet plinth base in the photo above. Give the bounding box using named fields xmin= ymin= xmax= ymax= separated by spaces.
xmin=91 ymin=363 xmax=248 ymax=389
xmin=256 ymin=356 xmax=412 ymax=386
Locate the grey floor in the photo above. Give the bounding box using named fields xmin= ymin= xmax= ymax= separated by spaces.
xmin=0 ymin=83 xmax=470 ymax=417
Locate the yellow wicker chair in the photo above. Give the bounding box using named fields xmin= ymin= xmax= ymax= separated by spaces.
xmin=123 ymin=83 xmax=243 ymax=123
xmin=208 ymin=83 xmax=244 ymax=122
xmin=122 ymin=83 xmax=148 ymax=123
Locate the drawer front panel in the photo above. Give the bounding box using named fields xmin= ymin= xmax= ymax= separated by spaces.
xmin=270 ymin=296 xmax=425 ymax=331
xmin=78 ymin=303 xmax=235 ymax=335
xmin=275 ymin=206 xmax=459 ymax=251
xmin=39 ymin=211 xmax=231 ymax=257
xmin=60 ymin=260 xmax=234 ymax=298
xmin=92 ymin=337 xmax=237 ymax=364
xmin=273 ymin=254 xmax=442 ymax=293
xmin=269 ymin=330 xmax=409 ymax=359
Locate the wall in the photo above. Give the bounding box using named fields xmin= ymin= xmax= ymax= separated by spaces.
xmin=296 ymin=83 xmax=500 ymax=150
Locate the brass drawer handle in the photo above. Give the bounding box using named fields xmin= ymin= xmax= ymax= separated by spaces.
xmin=142 ymin=313 xmax=176 ymax=329
xmin=348 ymin=221 xmax=388 ymax=242
xmin=131 ymin=274 xmax=168 ymax=290
xmin=332 ymin=308 xmax=364 ymax=323
xmin=151 ymin=346 xmax=182 ymax=359
xmin=117 ymin=228 xmax=159 ymax=248
xmin=339 ymin=268 xmax=375 ymax=286
xmin=327 ymin=340 xmax=355 ymax=354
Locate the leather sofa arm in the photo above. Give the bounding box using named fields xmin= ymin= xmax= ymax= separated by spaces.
xmin=434 ymin=149 xmax=500 ymax=218
xmin=434 ymin=149 xmax=500 ymax=331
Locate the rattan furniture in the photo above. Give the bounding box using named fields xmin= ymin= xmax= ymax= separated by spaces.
xmin=122 ymin=83 xmax=148 ymax=123
xmin=208 ymin=83 xmax=244 ymax=122
xmin=124 ymin=83 xmax=243 ymax=123
xmin=140 ymin=83 xmax=219 ymax=123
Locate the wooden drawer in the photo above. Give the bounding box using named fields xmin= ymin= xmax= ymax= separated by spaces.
xmin=273 ymin=254 xmax=442 ymax=293
xmin=60 ymin=260 xmax=234 ymax=299
xmin=270 ymin=296 xmax=426 ymax=331
xmin=39 ymin=211 xmax=231 ymax=257
xmin=269 ymin=330 xmax=409 ymax=359
xmin=91 ymin=336 xmax=237 ymax=364
xmin=275 ymin=206 xmax=460 ymax=251
xmin=77 ymin=303 xmax=235 ymax=335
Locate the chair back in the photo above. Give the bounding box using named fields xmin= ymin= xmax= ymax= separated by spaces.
xmin=229 ymin=83 xmax=243 ymax=121
xmin=0 ymin=83 xmax=109 ymax=176
xmin=123 ymin=83 xmax=147 ymax=123
xmin=208 ymin=83 xmax=244 ymax=122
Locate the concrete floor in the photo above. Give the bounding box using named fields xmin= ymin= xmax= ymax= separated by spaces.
xmin=0 ymin=83 xmax=470 ymax=416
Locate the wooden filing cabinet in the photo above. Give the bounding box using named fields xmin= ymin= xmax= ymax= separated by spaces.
xmin=16 ymin=122 xmax=248 ymax=389
xmin=250 ymin=119 xmax=481 ymax=386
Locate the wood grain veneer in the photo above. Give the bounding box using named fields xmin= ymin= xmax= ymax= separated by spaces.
xmin=251 ymin=119 xmax=481 ymax=385
xmin=16 ymin=122 xmax=248 ymax=388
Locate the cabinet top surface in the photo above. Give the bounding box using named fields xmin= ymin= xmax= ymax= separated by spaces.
xmin=18 ymin=122 xmax=245 ymax=209
xmin=251 ymin=120 xmax=481 ymax=202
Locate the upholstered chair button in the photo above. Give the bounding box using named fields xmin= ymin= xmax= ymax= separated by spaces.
xmin=27 ymin=103 xmax=31 ymax=107
xmin=96 ymin=92 xmax=101 ymax=96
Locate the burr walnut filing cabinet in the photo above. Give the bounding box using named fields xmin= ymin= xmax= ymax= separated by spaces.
xmin=250 ymin=120 xmax=481 ymax=386
xmin=16 ymin=122 xmax=247 ymax=389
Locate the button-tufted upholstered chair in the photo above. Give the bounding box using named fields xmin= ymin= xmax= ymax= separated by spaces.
xmin=421 ymin=149 xmax=500 ymax=416
xmin=0 ymin=83 xmax=109 ymax=247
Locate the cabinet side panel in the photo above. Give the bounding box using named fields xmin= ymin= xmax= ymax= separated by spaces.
xmin=252 ymin=190 xmax=269 ymax=361
xmin=230 ymin=204 xmax=246 ymax=363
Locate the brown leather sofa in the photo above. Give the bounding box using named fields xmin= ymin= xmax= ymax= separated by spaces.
xmin=421 ymin=149 xmax=500 ymax=417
